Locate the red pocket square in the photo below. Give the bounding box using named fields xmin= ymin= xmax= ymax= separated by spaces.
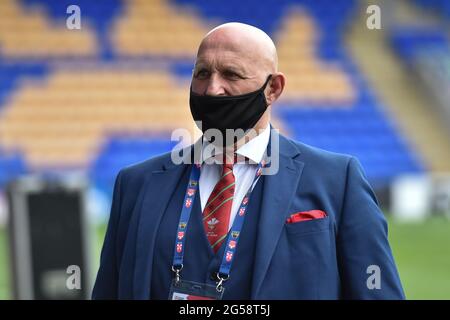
xmin=286 ymin=210 xmax=327 ymax=224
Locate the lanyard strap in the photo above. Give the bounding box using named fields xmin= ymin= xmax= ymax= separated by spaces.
xmin=172 ymin=160 xmax=266 ymax=279
xmin=172 ymin=164 xmax=201 ymax=269
xmin=217 ymin=162 xmax=264 ymax=278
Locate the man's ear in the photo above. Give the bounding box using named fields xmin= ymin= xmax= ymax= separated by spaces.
xmin=265 ymin=72 xmax=285 ymax=105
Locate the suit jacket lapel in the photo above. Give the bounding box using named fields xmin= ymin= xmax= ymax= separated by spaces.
xmin=132 ymin=147 xmax=194 ymax=299
xmin=251 ymin=132 xmax=304 ymax=298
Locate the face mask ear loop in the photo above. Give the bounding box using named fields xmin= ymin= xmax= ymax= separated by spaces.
xmin=262 ymin=74 xmax=273 ymax=105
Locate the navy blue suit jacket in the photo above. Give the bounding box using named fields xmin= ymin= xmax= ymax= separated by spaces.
xmin=92 ymin=133 xmax=405 ymax=299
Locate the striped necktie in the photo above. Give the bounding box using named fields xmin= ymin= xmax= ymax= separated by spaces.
xmin=202 ymin=156 xmax=235 ymax=253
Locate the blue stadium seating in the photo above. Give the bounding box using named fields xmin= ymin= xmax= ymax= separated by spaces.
xmin=0 ymin=0 xmax=425 ymax=195
xmin=0 ymin=151 xmax=27 ymax=187
xmin=0 ymin=63 xmax=48 ymax=111
xmin=390 ymin=26 xmax=449 ymax=63
xmin=413 ymin=0 xmax=450 ymax=20
xmin=20 ymin=0 xmax=124 ymax=58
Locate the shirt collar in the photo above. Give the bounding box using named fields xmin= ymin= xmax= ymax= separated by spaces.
xmin=201 ymin=123 xmax=271 ymax=165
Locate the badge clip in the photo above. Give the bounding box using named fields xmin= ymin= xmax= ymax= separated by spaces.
xmin=172 ymin=264 xmax=183 ymax=284
xmin=215 ymin=273 xmax=229 ymax=293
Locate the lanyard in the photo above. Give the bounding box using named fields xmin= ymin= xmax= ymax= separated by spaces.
xmin=172 ymin=159 xmax=266 ymax=290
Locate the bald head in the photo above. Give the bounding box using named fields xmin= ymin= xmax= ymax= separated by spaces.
xmin=199 ymin=22 xmax=278 ymax=73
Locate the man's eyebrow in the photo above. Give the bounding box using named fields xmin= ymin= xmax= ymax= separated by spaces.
xmin=194 ymin=58 xmax=212 ymax=68
xmin=219 ymin=63 xmax=250 ymax=77
xmin=221 ymin=65 xmax=244 ymax=72
xmin=193 ymin=61 xmax=249 ymax=76
xmin=194 ymin=61 xmax=206 ymax=67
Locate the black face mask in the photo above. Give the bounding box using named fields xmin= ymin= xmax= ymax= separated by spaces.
xmin=189 ymin=75 xmax=272 ymax=143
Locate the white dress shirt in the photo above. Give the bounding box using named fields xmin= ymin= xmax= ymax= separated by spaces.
xmin=199 ymin=124 xmax=271 ymax=231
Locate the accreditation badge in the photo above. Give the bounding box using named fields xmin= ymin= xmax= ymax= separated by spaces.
xmin=168 ymin=279 xmax=224 ymax=300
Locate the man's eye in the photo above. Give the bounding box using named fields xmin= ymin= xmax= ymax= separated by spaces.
xmin=194 ymin=70 xmax=209 ymax=78
xmin=223 ymin=71 xmax=241 ymax=79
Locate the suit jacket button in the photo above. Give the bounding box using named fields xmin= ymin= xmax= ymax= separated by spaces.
xmin=210 ymin=272 xmax=217 ymax=281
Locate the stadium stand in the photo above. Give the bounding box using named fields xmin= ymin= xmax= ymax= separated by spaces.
xmin=0 ymin=0 xmax=97 ymax=58
xmin=390 ymin=25 xmax=450 ymax=127
xmin=413 ymin=0 xmax=450 ymax=20
xmin=0 ymin=0 xmax=426 ymax=198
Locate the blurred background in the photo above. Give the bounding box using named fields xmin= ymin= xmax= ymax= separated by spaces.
xmin=0 ymin=0 xmax=449 ymax=299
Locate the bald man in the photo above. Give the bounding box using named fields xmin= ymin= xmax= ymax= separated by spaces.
xmin=92 ymin=23 xmax=405 ymax=300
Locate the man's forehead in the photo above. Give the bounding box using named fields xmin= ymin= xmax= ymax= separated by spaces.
xmin=195 ymin=39 xmax=258 ymax=69
xmin=195 ymin=50 xmax=250 ymax=69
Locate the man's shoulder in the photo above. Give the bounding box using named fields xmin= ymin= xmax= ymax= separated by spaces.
xmin=282 ymin=134 xmax=353 ymax=166
xmin=120 ymin=150 xmax=174 ymax=175
xmin=283 ymin=135 xmax=369 ymax=189
xmin=116 ymin=150 xmax=178 ymax=187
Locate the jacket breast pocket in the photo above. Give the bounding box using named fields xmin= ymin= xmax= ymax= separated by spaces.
xmin=284 ymin=216 xmax=331 ymax=236
xmin=279 ymin=216 xmax=338 ymax=298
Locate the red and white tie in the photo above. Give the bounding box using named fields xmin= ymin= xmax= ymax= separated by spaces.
xmin=202 ymin=157 xmax=235 ymax=253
